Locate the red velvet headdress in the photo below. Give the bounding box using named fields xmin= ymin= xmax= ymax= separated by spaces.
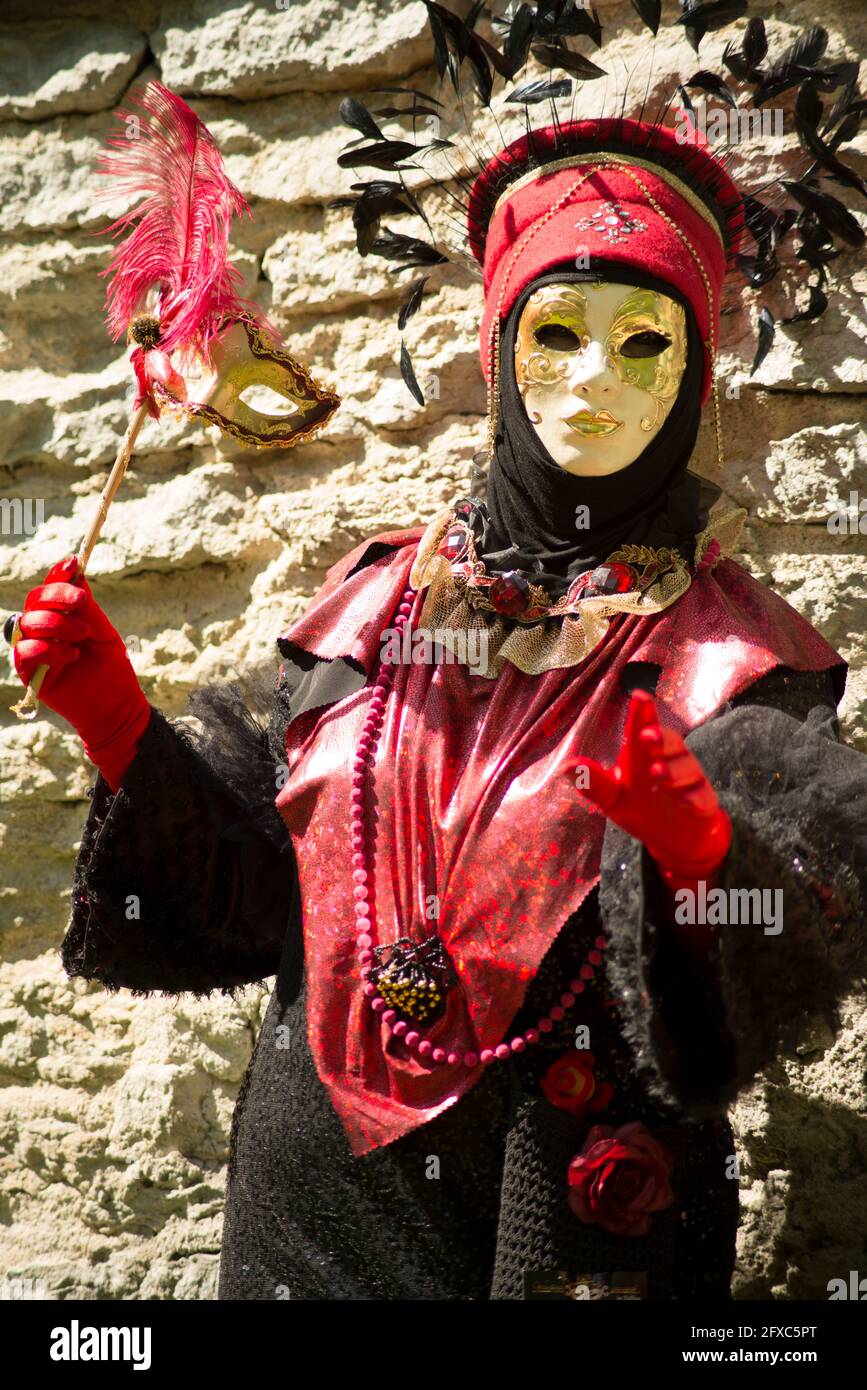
xmin=469 ymin=117 xmax=744 ymax=404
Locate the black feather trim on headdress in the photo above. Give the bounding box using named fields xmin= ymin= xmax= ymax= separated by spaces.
xmin=329 ymin=1 xmax=865 ymax=399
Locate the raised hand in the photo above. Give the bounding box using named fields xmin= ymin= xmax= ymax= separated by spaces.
xmin=12 ymin=555 xmax=152 ymax=792
xmin=569 ymin=689 xmax=731 ymax=879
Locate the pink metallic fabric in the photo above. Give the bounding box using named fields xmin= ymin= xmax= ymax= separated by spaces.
xmin=276 ymin=535 xmax=843 ymax=1155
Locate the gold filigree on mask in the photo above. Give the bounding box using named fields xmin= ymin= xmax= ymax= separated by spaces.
xmin=605 ymin=290 xmax=686 ymax=431
xmin=514 ymin=283 xmax=686 ymax=437
xmin=152 ymin=318 xmax=340 ymax=449
xmin=514 ymin=284 xmax=590 ymax=390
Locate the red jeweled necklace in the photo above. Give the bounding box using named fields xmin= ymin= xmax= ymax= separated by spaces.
xmin=351 ymin=582 xmax=607 ymax=1069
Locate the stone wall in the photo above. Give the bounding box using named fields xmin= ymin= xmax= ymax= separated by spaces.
xmin=0 ymin=0 xmax=864 ymax=1301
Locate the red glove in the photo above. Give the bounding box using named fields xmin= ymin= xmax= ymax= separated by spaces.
xmin=568 ymin=690 xmax=731 ymax=940
xmin=12 ymin=554 xmax=152 ymax=793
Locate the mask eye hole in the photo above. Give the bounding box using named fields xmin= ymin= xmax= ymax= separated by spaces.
xmin=619 ymin=330 xmax=672 ymax=359
xmin=533 ymin=322 xmax=581 ymax=352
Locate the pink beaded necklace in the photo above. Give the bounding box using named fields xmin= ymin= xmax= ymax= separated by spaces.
xmin=351 ymin=582 xmax=607 ymax=1070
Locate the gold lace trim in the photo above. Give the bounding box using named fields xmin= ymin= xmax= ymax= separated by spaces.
xmin=407 ymin=501 xmax=746 ymax=679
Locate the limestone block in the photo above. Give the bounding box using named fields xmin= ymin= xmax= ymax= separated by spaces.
xmin=0 ymin=22 xmax=147 ymax=123
xmin=153 ymin=0 xmax=431 ymax=100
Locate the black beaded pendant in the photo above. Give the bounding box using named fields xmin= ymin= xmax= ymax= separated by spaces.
xmin=368 ymin=935 xmax=454 ymax=1024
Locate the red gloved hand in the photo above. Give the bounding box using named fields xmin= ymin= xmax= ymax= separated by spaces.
xmin=12 ymin=554 xmax=152 ymax=793
xmin=568 ymin=689 xmax=732 ymax=881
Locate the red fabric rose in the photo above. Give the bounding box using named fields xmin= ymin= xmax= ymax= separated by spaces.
xmin=541 ymin=1050 xmax=614 ymax=1118
xmin=567 ymin=1122 xmax=675 ymax=1236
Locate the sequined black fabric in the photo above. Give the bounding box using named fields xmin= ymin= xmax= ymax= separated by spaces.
xmin=62 ymin=661 xmax=863 ymax=1300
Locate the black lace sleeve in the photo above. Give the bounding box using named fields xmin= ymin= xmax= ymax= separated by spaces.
xmin=599 ymin=666 xmax=866 ymax=1116
xmin=61 ymin=674 xmax=303 ymax=1000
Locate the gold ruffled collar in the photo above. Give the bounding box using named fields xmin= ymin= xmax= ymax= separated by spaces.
xmin=407 ymin=501 xmax=746 ymax=678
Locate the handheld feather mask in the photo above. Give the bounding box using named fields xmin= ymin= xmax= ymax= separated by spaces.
xmin=98 ymin=81 xmax=339 ymax=447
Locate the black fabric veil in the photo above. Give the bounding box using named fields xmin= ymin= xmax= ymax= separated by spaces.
xmin=476 ymin=261 xmax=720 ymax=597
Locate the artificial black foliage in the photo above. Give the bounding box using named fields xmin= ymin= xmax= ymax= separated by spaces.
xmin=676 ymin=83 xmax=696 ymax=121
xmin=630 ymin=0 xmax=661 ymax=37
xmin=339 ymin=97 xmax=385 ymax=143
xmin=535 ymin=1 xmax=602 ymax=47
xmin=783 ymin=180 xmax=866 ymax=246
xmin=750 ymin=305 xmax=775 ymax=375
xmin=397 ymin=276 xmax=429 ymax=331
xmin=741 ymin=15 xmax=767 ymax=71
xmin=400 ymin=339 xmax=425 ymax=405
xmin=735 ymin=252 xmax=779 ymax=288
xmin=685 ymin=70 xmax=737 ymax=108
xmin=781 ymin=284 xmax=828 ymax=324
xmin=337 ymin=139 xmax=421 ymax=170
xmin=676 ymin=0 xmax=749 ymax=54
xmin=371 ymin=102 xmax=443 ymax=120
xmin=370 ymin=228 xmax=449 ymax=267
xmin=530 ymin=43 xmax=606 ymax=79
xmin=506 ymin=77 xmax=572 ymax=104
xmin=505 ymin=2 xmax=536 ymax=73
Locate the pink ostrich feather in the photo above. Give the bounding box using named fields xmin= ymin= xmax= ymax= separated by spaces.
xmin=97 ymin=81 xmax=268 ymax=362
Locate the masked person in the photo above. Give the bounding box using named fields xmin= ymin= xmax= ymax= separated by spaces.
xmin=10 ymin=112 xmax=865 ymax=1302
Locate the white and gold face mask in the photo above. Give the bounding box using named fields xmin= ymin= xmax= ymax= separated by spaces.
xmin=514 ymin=281 xmax=687 ymax=476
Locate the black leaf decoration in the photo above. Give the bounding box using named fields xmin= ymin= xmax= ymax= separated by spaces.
xmin=753 ymin=25 xmax=830 ymax=106
xmin=735 ymin=252 xmax=779 ymax=288
xmin=676 ymin=0 xmax=749 ymax=55
xmin=794 ymin=78 xmax=867 ymax=198
xmin=372 ymin=102 xmax=444 ymax=120
xmin=741 ymin=16 xmax=768 ymax=72
xmin=795 ymin=214 xmax=837 ymax=281
xmin=531 ymin=43 xmax=607 ymax=80
xmin=506 ymin=3 xmax=536 ymax=73
xmin=781 ymin=285 xmax=829 ymax=323
xmin=339 ymin=97 xmax=385 ymax=143
xmin=426 ymin=3 xmax=450 ymax=82
xmin=795 ymin=78 xmax=824 ymax=136
xmin=535 ymin=2 xmax=603 ymax=48
xmin=676 ymin=83 xmax=697 ymax=123
xmin=400 ymin=340 xmax=425 ymax=406
xmin=750 ymin=306 xmax=775 ymax=375
xmin=506 ymin=77 xmax=572 ymax=104
xmin=721 ymin=39 xmax=750 ymax=83
xmin=783 ymin=180 xmax=866 ymax=246
xmin=769 ymin=25 xmax=829 ymax=76
xmin=686 ymin=70 xmax=737 ymax=108
xmin=371 ymin=228 xmax=449 ymax=268
xmin=328 ymin=181 xmax=421 ymax=256
xmin=397 ymin=276 xmax=429 ymax=331
xmin=822 ymin=66 xmax=861 ymax=135
xmin=337 ymin=139 xmax=421 ymax=170
xmin=630 ymin=0 xmax=661 ymax=37
xmin=829 ymin=106 xmax=866 ymax=153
